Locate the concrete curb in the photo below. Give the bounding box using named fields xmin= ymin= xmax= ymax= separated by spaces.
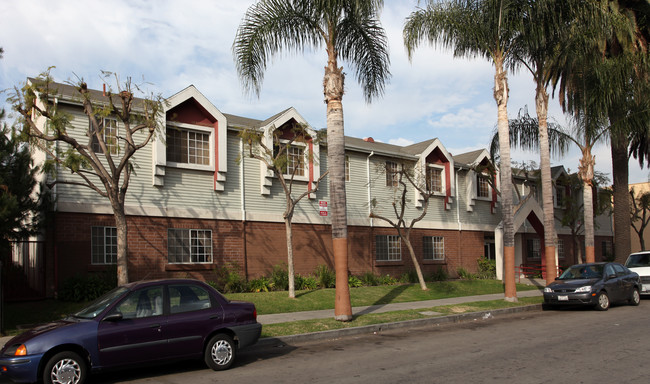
xmin=254 ymin=304 xmax=542 ymax=347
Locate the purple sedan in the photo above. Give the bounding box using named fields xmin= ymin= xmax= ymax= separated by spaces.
xmin=0 ymin=279 xmax=261 ymax=384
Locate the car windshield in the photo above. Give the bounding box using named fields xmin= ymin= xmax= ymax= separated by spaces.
xmin=558 ymin=265 xmax=604 ymax=280
xmin=74 ymin=287 xmax=129 ymax=319
xmin=625 ymin=254 xmax=650 ymax=268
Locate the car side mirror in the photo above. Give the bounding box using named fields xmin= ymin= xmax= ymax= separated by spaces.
xmin=103 ymin=313 xmax=123 ymax=322
xmin=607 ymin=274 xmax=616 ymax=280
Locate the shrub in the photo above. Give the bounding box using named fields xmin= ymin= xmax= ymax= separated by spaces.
xmin=298 ymin=275 xmax=318 ymax=290
xmin=348 ymin=275 xmax=363 ymax=288
xmin=248 ymin=277 xmax=271 ymax=292
xmin=456 ymin=267 xmax=476 ymax=280
xmin=314 ymin=264 xmax=336 ymax=288
xmin=399 ymin=270 xmax=419 ymax=284
xmin=212 ymin=263 xmax=248 ymax=293
xmin=360 ymin=271 xmax=380 ymax=286
xmin=429 ymin=267 xmax=448 ymax=282
xmin=477 ymin=257 xmax=496 ymax=279
xmin=270 ymin=264 xmax=289 ymax=291
xmin=378 ymin=274 xmax=397 ymax=285
xmin=59 ymin=272 xmax=117 ymax=302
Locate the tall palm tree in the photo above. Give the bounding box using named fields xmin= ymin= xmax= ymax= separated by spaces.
xmin=404 ymin=0 xmax=524 ymax=301
xmin=233 ymin=0 xmax=390 ymax=320
xmin=553 ymin=0 xmax=650 ymax=262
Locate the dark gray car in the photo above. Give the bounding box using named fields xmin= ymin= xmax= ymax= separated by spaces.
xmin=543 ymin=262 xmax=641 ymax=310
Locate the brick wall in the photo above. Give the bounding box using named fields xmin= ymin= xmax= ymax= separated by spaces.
xmin=50 ymin=212 xmax=496 ymax=293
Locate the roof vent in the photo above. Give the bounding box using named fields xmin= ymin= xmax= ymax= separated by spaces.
xmin=363 ymin=137 xmax=375 ymax=143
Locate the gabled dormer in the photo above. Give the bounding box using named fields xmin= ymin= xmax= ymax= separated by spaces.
xmin=258 ymin=107 xmax=320 ymax=197
xmin=153 ymin=85 xmax=228 ymax=190
xmin=409 ymin=139 xmax=455 ymax=210
xmin=551 ymin=166 xmax=569 ymax=208
xmin=460 ymin=149 xmax=498 ymax=213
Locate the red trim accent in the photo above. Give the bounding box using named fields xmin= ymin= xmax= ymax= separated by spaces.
xmin=213 ymin=121 xmax=219 ymax=190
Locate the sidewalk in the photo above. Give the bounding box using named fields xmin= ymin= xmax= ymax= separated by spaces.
xmin=257 ymin=289 xmax=543 ymax=324
xmin=0 ymin=288 xmax=544 ymax=348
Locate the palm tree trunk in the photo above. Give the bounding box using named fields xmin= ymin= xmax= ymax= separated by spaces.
xmin=611 ymin=128 xmax=631 ymax=263
xmin=535 ymin=84 xmax=557 ymax=281
xmin=494 ymin=56 xmax=517 ymax=301
xmin=285 ymin=218 xmax=296 ymax=298
xmin=583 ymin=181 xmax=595 ymax=262
xmin=324 ymin=61 xmax=352 ymax=321
xmin=579 ymin=147 xmax=596 ymax=263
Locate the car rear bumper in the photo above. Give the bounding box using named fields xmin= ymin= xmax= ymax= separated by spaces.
xmin=543 ymin=292 xmax=597 ymax=306
xmin=232 ymin=323 xmax=262 ymax=349
xmin=0 ymin=353 xmax=44 ymax=383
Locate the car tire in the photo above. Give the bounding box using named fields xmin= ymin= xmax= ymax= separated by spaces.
xmin=43 ymin=351 xmax=87 ymax=384
xmin=595 ymin=291 xmax=610 ymax=311
xmin=205 ymin=334 xmax=236 ymax=371
xmin=629 ymin=288 xmax=641 ymax=306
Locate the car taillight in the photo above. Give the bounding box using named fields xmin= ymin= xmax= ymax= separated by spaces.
xmin=254 ymin=308 xmax=257 ymax=321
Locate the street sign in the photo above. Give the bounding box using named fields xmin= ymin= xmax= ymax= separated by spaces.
xmin=319 ymin=200 xmax=328 ymax=216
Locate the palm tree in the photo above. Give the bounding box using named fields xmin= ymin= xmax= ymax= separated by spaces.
xmin=498 ymin=107 xmax=608 ymax=263
xmin=552 ymin=0 xmax=650 ymax=262
xmin=233 ymin=0 xmax=390 ymax=320
xmin=404 ymin=0 xmax=523 ymax=301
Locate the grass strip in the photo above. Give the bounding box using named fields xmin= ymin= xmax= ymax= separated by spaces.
xmin=260 ymin=296 xmax=543 ymax=338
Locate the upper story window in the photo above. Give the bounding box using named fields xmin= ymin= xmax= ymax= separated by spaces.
xmin=477 ymin=174 xmax=491 ymax=198
xmin=426 ymin=165 xmax=443 ymax=194
xmin=386 ymin=161 xmax=398 ymax=187
xmin=167 ymin=126 xmax=210 ymax=166
xmin=286 ymin=145 xmax=305 ymax=176
xmin=92 ymin=117 xmax=119 ymax=155
xmin=555 ymin=185 xmax=566 ymax=208
xmin=527 ymin=238 xmax=541 ymax=260
xmin=91 ymin=226 xmax=117 ymax=265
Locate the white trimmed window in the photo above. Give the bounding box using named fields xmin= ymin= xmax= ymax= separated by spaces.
xmin=286 ymin=145 xmax=305 ymax=176
xmin=386 ymin=161 xmax=398 ymax=187
xmin=91 ymin=226 xmax=117 ymax=265
xmin=478 ymin=174 xmax=490 ymax=198
xmin=168 ymin=229 xmax=213 ymax=264
xmin=426 ymin=166 xmax=443 ymax=194
xmin=167 ymin=124 xmax=211 ymax=167
xmin=558 ymin=239 xmax=565 ymax=259
xmin=376 ymin=235 xmax=401 ymax=261
xmin=92 ymin=117 xmax=119 ymax=155
xmin=555 ymin=185 xmax=566 ymax=208
xmin=423 ymin=236 xmax=445 ymax=260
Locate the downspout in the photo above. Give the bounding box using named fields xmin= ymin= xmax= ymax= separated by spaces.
xmin=367 ymin=151 xmax=375 ymax=227
xmin=456 ymin=166 xmax=462 ymax=231
xmin=240 ymin=138 xmax=248 ymax=279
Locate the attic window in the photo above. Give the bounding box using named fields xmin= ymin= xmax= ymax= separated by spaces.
xmin=426 ymin=166 xmax=443 ymax=194
xmin=167 ymin=126 xmax=210 ymax=166
xmin=477 ymin=174 xmax=490 ymax=198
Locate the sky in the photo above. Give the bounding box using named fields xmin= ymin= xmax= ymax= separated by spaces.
xmin=1 ymin=0 xmax=648 ymax=184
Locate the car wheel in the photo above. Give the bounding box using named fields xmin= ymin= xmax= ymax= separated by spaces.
xmin=43 ymin=351 xmax=87 ymax=384
xmin=205 ymin=334 xmax=236 ymax=371
xmin=595 ymin=291 xmax=610 ymax=311
xmin=629 ymin=288 xmax=641 ymax=306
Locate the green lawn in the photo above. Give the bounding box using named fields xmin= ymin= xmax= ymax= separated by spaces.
xmin=1 ymin=280 xmax=540 ymax=337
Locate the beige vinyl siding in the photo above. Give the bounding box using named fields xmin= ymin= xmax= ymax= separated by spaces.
xmin=456 ymin=169 xmax=500 ymax=227
xmin=345 ymin=151 xmax=370 ymax=221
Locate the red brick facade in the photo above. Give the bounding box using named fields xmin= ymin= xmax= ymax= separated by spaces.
xmin=48 ymin=212 xmax=487 ymax=295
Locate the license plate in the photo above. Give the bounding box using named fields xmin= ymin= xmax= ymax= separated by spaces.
xmin=558 ymin=295 xmax=569 ymax=301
